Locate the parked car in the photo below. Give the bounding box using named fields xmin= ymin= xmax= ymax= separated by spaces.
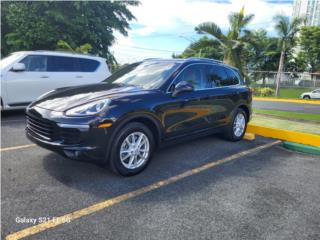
xmin=300 ymin=88 xmax=320 ymax=99
xmin=0 ymin=51 xmax=110 ymax=110
xmin=26 ymin=58 xmax=252 ymax=176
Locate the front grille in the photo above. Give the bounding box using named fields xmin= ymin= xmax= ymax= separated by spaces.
xmin=26 ymin=114 xmax=55 ymax=141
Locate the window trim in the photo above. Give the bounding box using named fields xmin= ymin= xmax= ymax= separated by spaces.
xmin=166 ymin=63 xmax=241 ymax=93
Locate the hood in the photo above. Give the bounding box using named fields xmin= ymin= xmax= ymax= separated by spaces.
xmin=33 ymin=83 xmax=150 ymax=112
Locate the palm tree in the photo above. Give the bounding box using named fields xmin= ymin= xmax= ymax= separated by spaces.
xmin=245 ymin=29 xmax=279 ymax=85
xmin=195 ymin=7 xmax=254 ymax=76
xmin=56 ymin=40 xmax=92 ymax=54
xmin=173 ymin=36 xmax=223 ymax=60
xmin=273 ymin=15 xmax=304 ymax=97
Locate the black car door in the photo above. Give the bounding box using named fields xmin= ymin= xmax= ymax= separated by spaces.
xmin=199 ymin=64 xmax=241 ymax=127
xmin=160 ymin=64 xmax=215 ymax=139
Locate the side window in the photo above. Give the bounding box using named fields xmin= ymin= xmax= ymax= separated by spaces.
xmin=19 ymin=55 xmax=47 ymax=72
xmin=174 ymin=65 xmax=205 ymax=90
xmin=223 ymin=68 xmax=240 ymax=86
xmin=77 ymin=58 xmax=100 ymax=72
xmin=205 ymin=65 xmax=228 ymax=88
xmin=47 ymin=56 xmax=77 ymax=72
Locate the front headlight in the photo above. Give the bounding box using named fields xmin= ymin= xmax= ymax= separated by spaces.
xmin=65 ymin=99 xmax=110 ymax=117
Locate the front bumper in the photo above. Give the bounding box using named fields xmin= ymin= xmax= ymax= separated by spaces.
xmin=25 ymin=107 xmax=111 ymax=163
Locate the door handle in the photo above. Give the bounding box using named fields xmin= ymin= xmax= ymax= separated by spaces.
xmin=76 ymin=76 xmax=83 ymax=78
xmin=40 ymin=76 xmax=49 ymax=78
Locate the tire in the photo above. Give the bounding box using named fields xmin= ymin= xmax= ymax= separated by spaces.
xmin=109 ymin=122 xmax=154 ymax=176
xmin=223 ymin=108 xmax=248 ymax=142
xmin=303 ymin=95 xmax=311 ymax=100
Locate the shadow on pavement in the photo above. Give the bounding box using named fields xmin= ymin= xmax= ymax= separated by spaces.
xmin=41 ymin=135 xmax=276 ymax=200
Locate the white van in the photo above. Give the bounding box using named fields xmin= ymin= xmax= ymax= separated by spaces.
xmin=0 ymin=51 xmax=111 ymax=110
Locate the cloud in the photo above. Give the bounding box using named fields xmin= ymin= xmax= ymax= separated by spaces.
xmin=111 ymin=0 xmax=293 ymax=63
xmin=129 ymin=0 xmax=292 ymax=35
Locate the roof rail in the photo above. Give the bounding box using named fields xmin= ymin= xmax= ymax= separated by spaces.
xmin=33 ymin=50 xmax=99 ymax=57
xmin=143 ymin=58 xmax=163 ymax=61
xmin=186 ymin=57 xmax=223 ymax=63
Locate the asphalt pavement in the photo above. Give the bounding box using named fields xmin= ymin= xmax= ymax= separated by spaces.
xmin=253 ymin=100 xmax=320 ymax=114
xmin=1 ymin=111 xmax=320 ymax=240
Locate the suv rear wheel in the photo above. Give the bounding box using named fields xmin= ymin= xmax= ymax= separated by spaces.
xmin=303 ymin=95 xmax=311 ymax=99
xmin=224 ymin=108 xmax=247 ymax=141
xmin=109 ymin=122 xmax=154 ymax=176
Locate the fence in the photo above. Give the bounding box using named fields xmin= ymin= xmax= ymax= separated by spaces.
xmin=248 ymin=71 xmax=320 ymax=88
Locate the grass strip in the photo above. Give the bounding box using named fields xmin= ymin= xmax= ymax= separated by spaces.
xmin=250 ymin=115 xmax=320 ymax=135
xmin=253 ymin=109 xmax=320 ymax=123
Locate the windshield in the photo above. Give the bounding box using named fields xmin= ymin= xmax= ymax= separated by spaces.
xmin=104 ymin=61 xmax=181 ymax=89
xmin=0 ymin=53 xmax=24 ymax=69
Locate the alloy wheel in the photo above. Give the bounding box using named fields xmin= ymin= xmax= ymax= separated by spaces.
xmin=119 ymin=131 xmax=150 ymax=169
xmin=233 ymin=113 xmax=246 ymax=137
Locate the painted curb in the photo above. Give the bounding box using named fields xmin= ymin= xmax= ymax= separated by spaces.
xmin=253 ymin=97 xmax=320 ymax=105
xmin=244 ymin=133 xmax=255 ymax=141
xmin=247 ymin=124 xmax=320 ymax=148
xmin=283 ymin=141 xmax=320 ymax=156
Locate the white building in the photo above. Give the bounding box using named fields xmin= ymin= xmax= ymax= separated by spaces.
xmin=293 ymin=0 xmax=320 ymax=26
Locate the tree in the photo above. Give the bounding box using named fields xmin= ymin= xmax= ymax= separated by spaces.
xmin=56 ymin=40 xmax=92 ymax=54
xmin=273 ymin=15 xmax=303 ymax=96
xmin=299 ymin=26 xmax=320 ymax=80
xmin=1 ymin=1 xmax=139 ymax=63
xmin=195 ymin=7 xmax=254 ymax=76
xmin=244 ymin=29 xmax=280 ymax=85
xmin=173 ymin=36 xmax=223 ymax=60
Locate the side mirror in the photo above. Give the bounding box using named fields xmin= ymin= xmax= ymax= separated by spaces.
xmin=11 ymin=63 xmax=26 ymax=72
xmin=172 ymin=80 xmax=194 ymax=97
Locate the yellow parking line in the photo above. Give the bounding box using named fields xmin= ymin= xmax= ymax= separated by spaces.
xmin=0 ymin=144 xmax=36 ymax=152
xmin=5 ymin=140 xmax=280 ymax=240
xmin=253 ymin=97 xmax=320 ymax=105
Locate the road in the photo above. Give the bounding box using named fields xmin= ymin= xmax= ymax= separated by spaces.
xmin=1 ymin=111 xmax=320 ymax=240
xmin=253 ymin=99 xmax=320 ymax=114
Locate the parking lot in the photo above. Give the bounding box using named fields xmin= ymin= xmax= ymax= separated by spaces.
xmin=1 ymin=111 xmax=320 ymax=240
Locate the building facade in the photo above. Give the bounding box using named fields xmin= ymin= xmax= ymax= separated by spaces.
xmin=293 ymin=0 xmax=320 ymax=26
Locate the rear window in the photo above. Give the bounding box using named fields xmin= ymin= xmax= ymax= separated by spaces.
xmin=205 ymin=65 xmax=228 ymax=88
xmin=47 ymin=56 xmax=77 ymax=72
xmin=77 ymin=58 xmax=100 ymax=72
xmin=223 ymin=68 xmax=240 ymax=86
xmin=47 ymin=56 xmax=100 ymax=72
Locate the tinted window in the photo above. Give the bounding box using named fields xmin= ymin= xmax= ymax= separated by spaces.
xmin=224 ymin=68 xmax=240 ymax=86
xmin=47 ymin=56 xmax=77 ymax=72
xmin=205 ymin=65 xmax=228 ymax=88
xmin=105 ymin=61 xmax=181 ymax=89
xmin=175 ymin=65 xmax=206 ymax=90
xmin=20 ymin=55 xmax=47 ymax=72
xmin=78 ymin=58 xmax=100 ymax=72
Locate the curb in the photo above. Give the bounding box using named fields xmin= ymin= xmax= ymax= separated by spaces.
xmin=247 ymin=124 xmax=320 ymax=147
xmin=253 ymin=97 xmax=320 ymax=105
xmin=283 ymin=141 xmax=320 ymax=156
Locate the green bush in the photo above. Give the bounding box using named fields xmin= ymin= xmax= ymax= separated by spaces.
xmin=253 ymin=87 xmax=275 ymax=97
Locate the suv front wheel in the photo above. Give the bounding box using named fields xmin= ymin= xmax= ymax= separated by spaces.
xmin=224 ymin=108 xmax=247 ymax=141
xmin=109 ymin=122 xmax=154 ymax=176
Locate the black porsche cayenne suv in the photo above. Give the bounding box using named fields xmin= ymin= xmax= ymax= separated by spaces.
xmin=26 ymin=58 xmax=252 ymax=176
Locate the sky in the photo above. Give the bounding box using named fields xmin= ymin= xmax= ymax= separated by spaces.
xmin=110 ymin=0 xmax=294 ymax=63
